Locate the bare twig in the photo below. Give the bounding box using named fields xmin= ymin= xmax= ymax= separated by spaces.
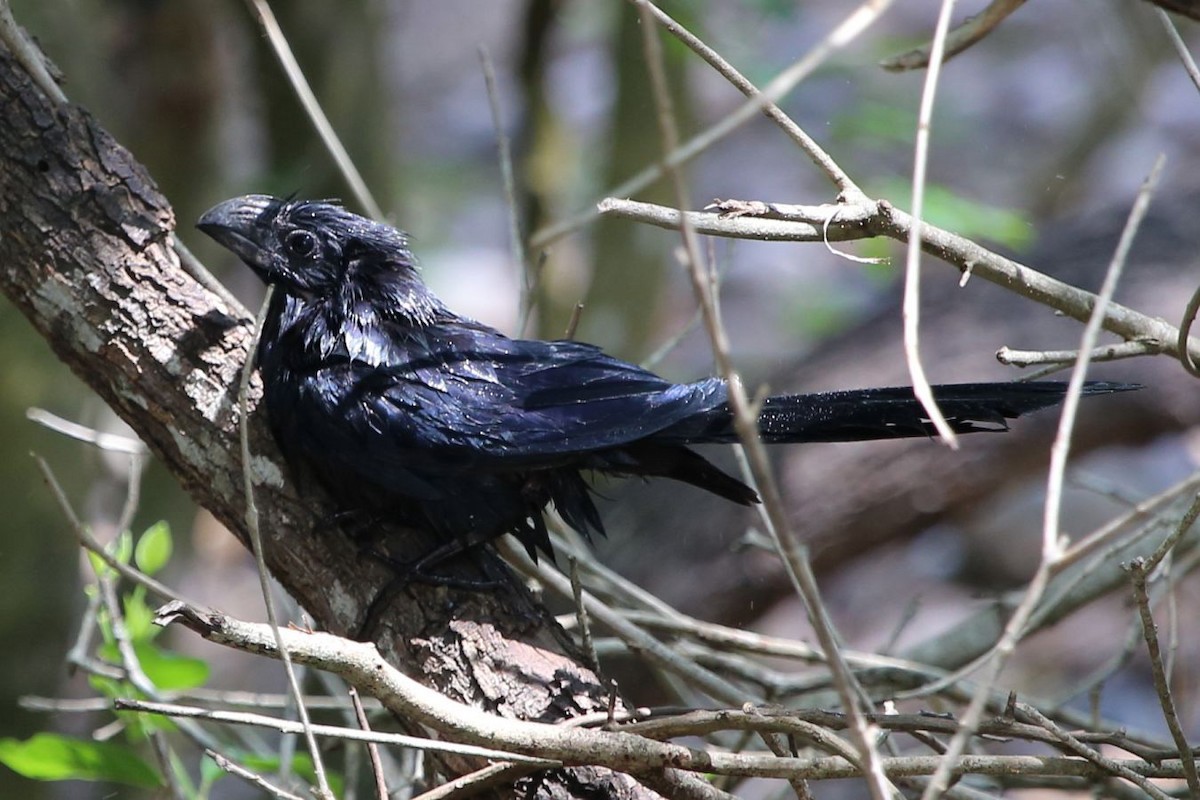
xmin=39 ymin=448 xmax=219 ymax=763
xmin=479 ymin=46 xmax=534 ymax=337
xmin=569 ymin=557 xmax=600 ymax=674
xmin=0 ymin=0 xmax=65 ymax=103
xmin=1177 ymin=282 xmax=1200 ymax=377
xmin=902 ymin=0 xmax=960 ymax=448
xmin=349 ymin=687 xmax=390 ymax=800
xmin=1159 ymin=9 xmax=1200 ymax=93
xmin=633 ymin=0 xmax=866 ymax=198
xmin=1014 ymin=702 xmax=1172 ymax=800
xmin=27 ymin=407 xmax=148 ymax=546
xmin=531 ymin=0 xmax=892 ymax=249
xmin=408 ymin=763 xmax=541 ymax=800
xmin=154 ymin=603 xmax=1200 ymax=784
xmin=919 ymin=155 xmax=1165 ymax=800
xmin=633 ymin=3 xmax=892 ymax=797
xmin=243 ymin=0 xmax=382 ymax=220
xmin=33 ymin=455 xmax=193 ymax=605
xmin=238 ymin=286 xmax=332 ymax=799
xmin=95 ymin=572 xmax=194 ymax=800
xmin=121 ymin=696 xmax=558 ymax=766
xmin=205 ymin=750 xmax=309 ymax=800
xmin=498 ymin=539 xmax=751 ymax=705
xmin=881 ymin=0 xmax=1028 ymax=71
xmin=598 ymin=196 xmax=1200 ymax=365
xmin=996 ymin=340 xmax=1162 ymax=369
xmin=26 ymin=409 xmax=149 ymax=456
xmin=1128 ymin=559 xmax=1200 ymax=796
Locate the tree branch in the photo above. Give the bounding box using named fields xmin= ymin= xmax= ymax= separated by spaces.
xmin=0 ymin=33 xmax=668 ymax=800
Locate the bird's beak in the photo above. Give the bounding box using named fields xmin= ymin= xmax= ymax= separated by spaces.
xmin=196 ymin=195 xmax=280 ymax=269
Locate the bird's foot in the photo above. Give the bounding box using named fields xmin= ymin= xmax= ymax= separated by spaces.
xmin=355 ymin=548 xmax=502 ymax=640
xmin=320 ymin=508 xmax=383 ymax=543
xmin=365 ymin=541 xmax=502 ymax=591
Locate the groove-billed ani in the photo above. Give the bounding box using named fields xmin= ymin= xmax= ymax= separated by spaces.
xmin=198 ymin=195 xmax=1134 ymax=564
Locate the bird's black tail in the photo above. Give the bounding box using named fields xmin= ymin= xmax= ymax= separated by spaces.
xmin=660 ymin=381 xmax=1138 ymax=445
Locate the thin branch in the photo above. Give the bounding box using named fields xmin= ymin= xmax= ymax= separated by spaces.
xmin=154 ymin=603 xmax=1200 ymax=784
xmin=881 ymin=0 xmax=1028 ymax=71
xmin=479 ymin=46 xmax=534 ymax=337
xmin=1043 ymin=155 xmax=1162 ymax=559
xmin=408 ymin=763 xmax=541 ymax=800
xmin=919 ymin=155 xmax=1164 ymax=800
xmin=1177 ymin=282 xmax=1200 ymax=377
xmin=1128 ymin=560 xmax=1200 ymax=796
xmin=568 ymin=557 xmax=600 ymax=674
xmin=238 ymin=286 xmax=332 ymax=800
xmin=120 ymin=697 xmax=559 ymax=766
xmin=1014 ymin=702 xmax=1172 ymax=800
xmin=633 ymin=0 xmax=866 ymax=198
xmin=33 ymin=455 xmax=194 ymax=605
xmin=597 ymin=197 xmax=1200 ymax=364
xmin=243 ymin=0 xmax=383 ymax=220
xmin=207 ymin=750 xmax=305 ymax=800
xmin=902 ymin=0 xmax=960 ymax=448
xmin=349 ymin=687 xmax=391 ymax=800
xmin=632 ymin=3 xmax=892 ymax=798
xmin=530 ymin=0 xmax=892 ymax=249
xmin=26 ymin=408 xmax=149 ymax=455
xmin=497 ymin=539 xmax=751 ymax=705
xmin=1159 ymin=9 xmax=1200 ymax=93
xmin=995 ymin=340 xmax=1162 ymax=369
xmin=42 ymin=449 xmax=220 ymax=760
xmin=1143 ymin=491 xmax=1200 ymax=574
xmin=0 ymin=0 xmax=65 ymax=103
xmin=27 ymin=406 xmax=149 ymax=548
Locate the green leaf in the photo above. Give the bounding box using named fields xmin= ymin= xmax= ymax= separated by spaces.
xmin=0 ymin=734 xmax=161 ymax=788
xmin=85 ymin=528 xmax=131 ymax=579
xmin=870 ymin=177 xmax=1034 ymax=251
xmin=133 ymin=642 xmax=210 ymax=690
xmin=86 ymin=548 xmax=112 ymax=580
xmin=134 ymin=521 xmax=172 ymax=576
xmin=122 ymin=587 xmax=155 ymax=643
xmin=236 ymin=751 xmax=343 ymax=796
xmin=97 ymin=641 xmax=210 ymax=691
xmin=86 ymin=674 xmax=125 ymax=701
xmin=112 ymin=529 xmax=133 ymax=565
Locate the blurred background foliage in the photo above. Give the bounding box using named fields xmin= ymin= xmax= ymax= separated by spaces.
xmin=2 ymin=1 xmax=1199 ymax=797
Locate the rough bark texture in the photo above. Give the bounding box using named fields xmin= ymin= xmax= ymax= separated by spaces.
xmin=0 ymin=37 xmax=667 ymax=800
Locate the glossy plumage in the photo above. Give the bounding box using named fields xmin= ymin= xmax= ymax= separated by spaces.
xmin=198 ymin=195 xmax=1134 ymax=562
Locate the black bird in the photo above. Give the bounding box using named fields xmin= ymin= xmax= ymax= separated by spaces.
xmin=198 ymin=195 xmax=1133 ymax=566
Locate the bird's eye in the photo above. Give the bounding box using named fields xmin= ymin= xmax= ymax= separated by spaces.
xmin=285 ymin=230 xmax=319 ymax=258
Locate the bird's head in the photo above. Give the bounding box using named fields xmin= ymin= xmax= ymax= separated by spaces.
xmin=197 ymin=195 xmax=424 ymax=307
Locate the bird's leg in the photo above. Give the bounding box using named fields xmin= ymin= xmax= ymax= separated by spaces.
xmin=371 ymin=537 xmax=501 ymax=590
xmin=322 ymin=507 xmax=383 ymax=544
xmin=356 ymin=537 xmax=503 ymax=640
xmin=325 ymin=502 xmax=503 ymax=588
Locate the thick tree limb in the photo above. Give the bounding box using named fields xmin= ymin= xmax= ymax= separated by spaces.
xmin=0 ymin=34 xmax=675 ymax=800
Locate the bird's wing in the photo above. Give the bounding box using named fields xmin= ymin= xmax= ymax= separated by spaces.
xmin=350 ymin=331 xmax=726 ymax=469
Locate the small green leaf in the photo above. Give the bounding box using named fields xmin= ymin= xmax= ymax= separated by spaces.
xmin=134 ymin=521 xmax=172 ymax=576
xmin=86 ymin=674 xmax=125 ymax=701
xmin=0 ymin=734 xmax=161 ymax=788
xmin=133 ymin=642 xmax=210 ymax=690
xmin=86 ymin=549 xmax=112 ymax=580
xmin=870 ymin=178 xmax=1034 ymax=251
xmin=112 ymin=529 xmax=133 ymax=565
xmin=97 ymin=641 xmax=210 ymax=691
xmin=237 ymin=751 xmax=343 ymax=796
xmin=122 ymin=587 xmax=155 ymax=643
